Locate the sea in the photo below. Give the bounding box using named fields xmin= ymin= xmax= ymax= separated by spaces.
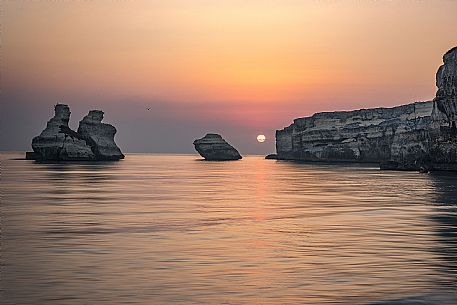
xmin=1 ymin=152 xmax=456 ymax=305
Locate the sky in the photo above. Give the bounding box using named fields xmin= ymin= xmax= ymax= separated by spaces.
xmin=1 ymin=0 xmax=457 ymax=154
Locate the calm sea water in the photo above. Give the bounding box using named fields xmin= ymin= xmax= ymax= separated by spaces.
xmin=1 ymin=152 xmax=456 ymax=305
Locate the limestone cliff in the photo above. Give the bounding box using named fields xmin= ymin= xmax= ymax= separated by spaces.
xmin=275 ymin=46 xmax=457 ymax=171
xmin=29 ymin=104 xmax=124 ymax=161
xmin=435 ymin=46 xmax=457 ymax=127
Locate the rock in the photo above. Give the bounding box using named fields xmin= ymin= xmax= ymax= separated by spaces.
xmin=25 ymin=151 xmax=41 ymax=160
xmin=77 ymin=110 xmax=124 ymax=160
xmin=265 ymin=154 xmax=278 ymax=159
xmin=435 ymin=46 xmax=457 ymax=126
xmin=379 ymin=161 xmax=401 ymax=170
xmin=419 ymin=166 xmax=430 ymax=174
xmin=29 ymin=104 xmax=124 ymax=161
xmin=275 ymin=46 xmax=457 ymax=171
xmin=31 ymin=104 xmax=96 ymax=161
xmin=193 ymin=133 xmax=242 ymax=160
xmin=276 ymin=101 xmax=433 ymax=163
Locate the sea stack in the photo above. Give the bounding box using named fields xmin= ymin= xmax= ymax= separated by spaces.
xmin=31 ymin=104 xmax=96 ymax=161
xmin=28 ymin=104 xmax=124 ymax=161
xmin=77 ymin=110 xmax=125 ymax=160
xmin=193 ymin=133 xmax=242 ymax=161
xmin=275 ymin=46 xmax=457 ymax=171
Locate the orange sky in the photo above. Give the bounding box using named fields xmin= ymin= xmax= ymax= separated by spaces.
xmin=2 ymin=0 xmax=457 ymax=153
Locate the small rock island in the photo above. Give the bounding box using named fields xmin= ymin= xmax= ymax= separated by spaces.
xmin=27 ymin=104 xmax=124 ymax=161
xmin=275 ymin=46 xmax=457 ymax=171
xmin=265 ymin=154 xmax=278 ymax=160
xmin=193 ymin=133 xmax=242 ymax=161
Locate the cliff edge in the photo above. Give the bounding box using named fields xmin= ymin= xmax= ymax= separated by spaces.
xmin=275 ymin=46 xmax=457 ymax=171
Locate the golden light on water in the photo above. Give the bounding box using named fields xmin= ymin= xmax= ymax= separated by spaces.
xmin=3 ymin=153 xmax=454 ymax=304
xmin=257 ymin=134 xmax=266 ymax=143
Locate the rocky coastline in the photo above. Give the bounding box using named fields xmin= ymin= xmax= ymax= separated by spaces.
xmin=275 ymin=46 xmax=457 ymax=171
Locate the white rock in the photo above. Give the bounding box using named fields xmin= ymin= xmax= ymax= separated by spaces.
xmin=275 ymin=46 xmax=457 ymax=171
xmin=31 ymin=104 xmax=95 ymax=160
xmin=77 ymin=110 xmax=124 ymax=160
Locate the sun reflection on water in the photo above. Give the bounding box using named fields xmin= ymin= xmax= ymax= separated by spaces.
xmin=1 ymin=153 xmax=456 ymax=304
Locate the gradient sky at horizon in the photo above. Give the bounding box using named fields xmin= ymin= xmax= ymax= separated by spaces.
xmin=2 ymin=0 xmax=457 ymax=154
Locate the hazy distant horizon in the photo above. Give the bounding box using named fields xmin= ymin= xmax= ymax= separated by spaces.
xmin=2 ymin=0 xmax=457 ymax=154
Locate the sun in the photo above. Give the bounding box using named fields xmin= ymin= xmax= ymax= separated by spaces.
xmin=256 ymin=134 xmax=266 ymax=143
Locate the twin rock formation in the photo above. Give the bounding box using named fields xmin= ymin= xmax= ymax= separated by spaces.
xmin=27 ymin=104 xmax=124 ymax=161
xmin=275 ymin=46 xmax=457 ymax=171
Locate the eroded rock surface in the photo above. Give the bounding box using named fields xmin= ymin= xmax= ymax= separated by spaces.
xmin=30 ymin=104 xmax=124 ymax=161
xmin=435 ymin=46 xmax=457 ymax=125
xmin=78 ymin=110 xmax=125 ymax=160
xmin=31 ymin=104 xmax=95 ymax=161
xmin=194 ymin=133 xmax=242 ymax=160
xmin=275 ymin=46 xmax=457 ymax=171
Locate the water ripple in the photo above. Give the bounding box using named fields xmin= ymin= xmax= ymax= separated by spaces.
xmin=1 ymin=152 xmax=456 ymax=304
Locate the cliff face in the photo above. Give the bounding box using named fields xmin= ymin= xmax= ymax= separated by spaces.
xmin=435 ymin=47 xmax=457 ymax=126
xmin=30 ymin=104 xmax=124 ymax=161
xmin=276 ymin=47 xmax=457 ymax=171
